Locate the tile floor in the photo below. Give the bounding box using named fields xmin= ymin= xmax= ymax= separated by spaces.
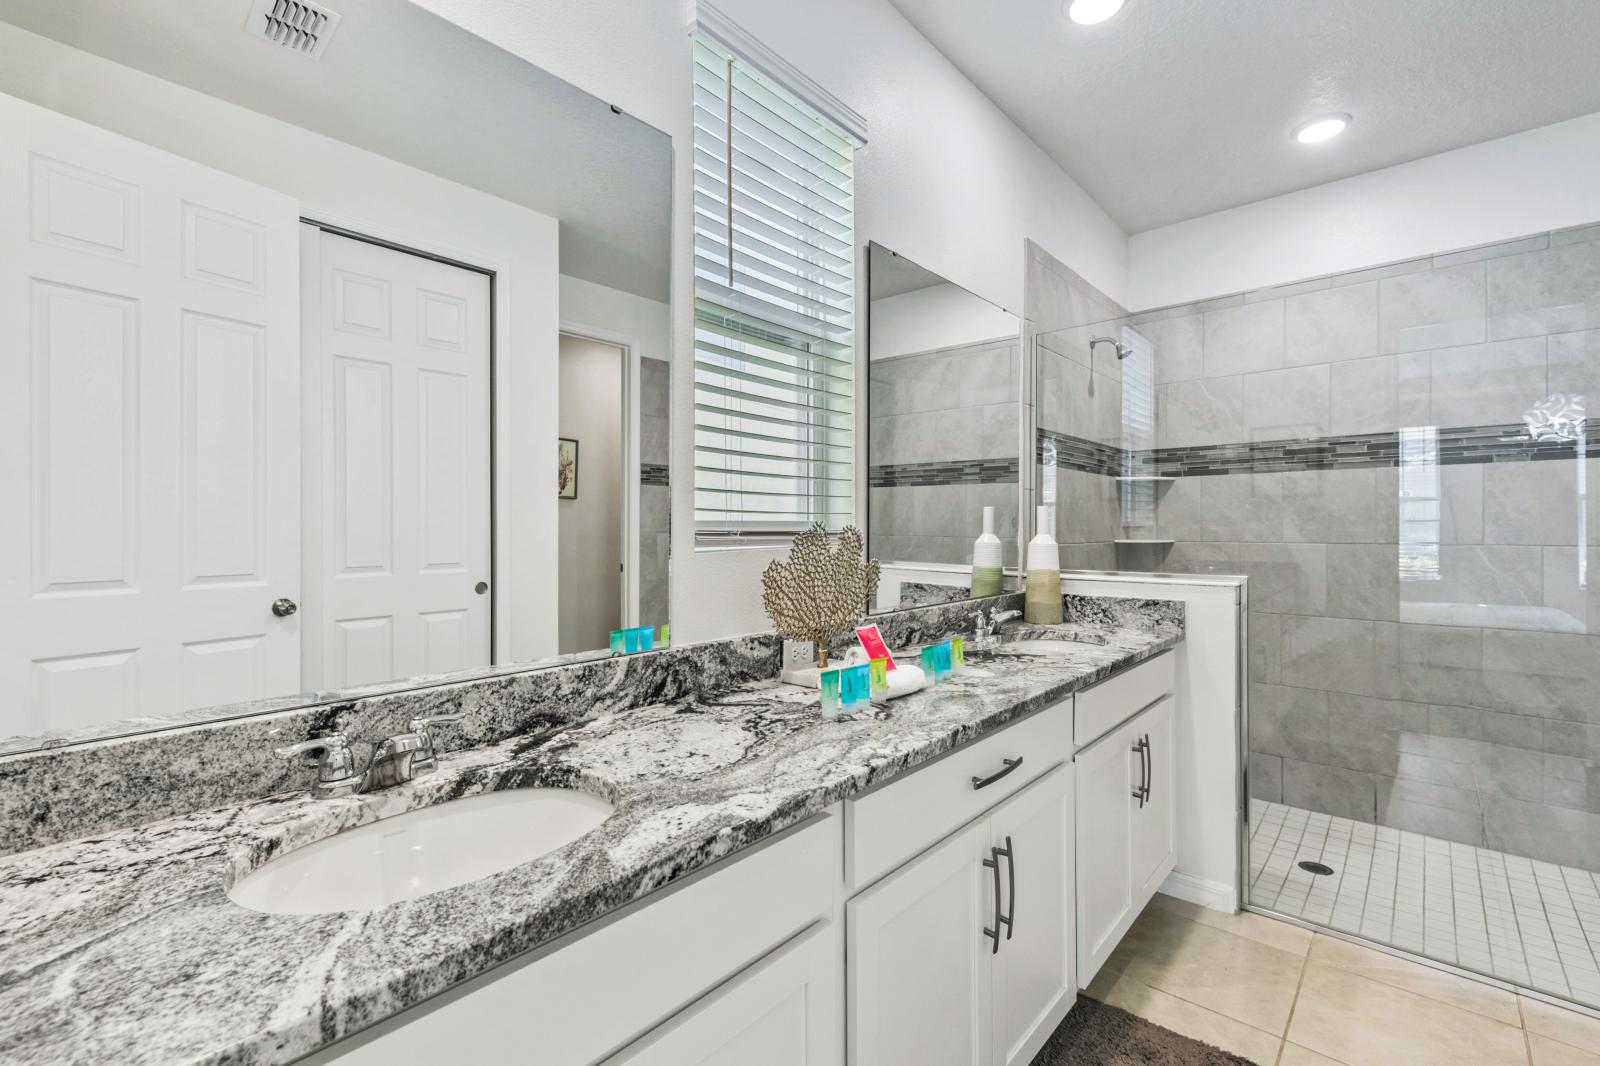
xmin=1248 ymin=800 xmax=1600 ymax=1009
xmin=1087 ymin=892 xmax=1600 ymax=1066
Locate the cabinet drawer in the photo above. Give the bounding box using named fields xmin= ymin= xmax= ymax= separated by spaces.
xmin=846 ymin=705 xmax=1070 ymax=890
xmin=1073 ymin=651 xmax=1174 ymax=749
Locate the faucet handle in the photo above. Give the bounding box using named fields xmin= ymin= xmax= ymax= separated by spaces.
xmin=275 ymin=734 xmax=360 ymax=797
xmin=407 ymin=713 xmax=465 ymax=776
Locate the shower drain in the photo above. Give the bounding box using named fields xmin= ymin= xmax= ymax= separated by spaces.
xmin=1298 ymin=861 xmax=1335 ymax=876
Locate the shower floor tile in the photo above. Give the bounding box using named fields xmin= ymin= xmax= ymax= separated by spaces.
xmin=1249 ymin=799 xmax=1600 ymax=1012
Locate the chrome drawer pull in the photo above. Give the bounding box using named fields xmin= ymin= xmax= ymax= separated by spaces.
xmin=971 ymin=756 xmax=1023 ymax=790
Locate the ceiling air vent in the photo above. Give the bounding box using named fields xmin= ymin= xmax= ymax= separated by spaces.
xmin=245 ymin=0 xmax=342 ymax=60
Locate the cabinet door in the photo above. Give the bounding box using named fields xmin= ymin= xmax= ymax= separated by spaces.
xmin=1075 ymin=718 xmax=1139 ymax=985
xmin=989 ymin=764 xmax=1075 ymax=1066
xmin=608 ymin=923 xmax=841 ymax=1066
xmin=848 ymin=820 xmax=992 ymax=1066
xmin=1131 ymin=696 xmax=1177 ymax=901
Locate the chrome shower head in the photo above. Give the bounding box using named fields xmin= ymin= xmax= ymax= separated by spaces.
xmin=1089 ymin=335 xmax=1131 ymax=360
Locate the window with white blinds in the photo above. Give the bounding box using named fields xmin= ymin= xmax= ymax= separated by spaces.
xmin=692 ymin=33 xmax=859 ymax=536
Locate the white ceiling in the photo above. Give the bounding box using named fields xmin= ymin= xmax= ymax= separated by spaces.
xmin=869 ymin=243 xmax=952 ymax=298
xmin=889 ymin=0 xmax=1600 ymax=233
xmin=0 ymin=0 xmax=671 ymax=301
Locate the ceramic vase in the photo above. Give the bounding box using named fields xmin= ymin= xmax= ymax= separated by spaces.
xmin=1024 ymin=505 xmax=1062 ymax=624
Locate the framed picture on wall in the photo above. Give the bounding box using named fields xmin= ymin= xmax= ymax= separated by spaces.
xmin=558 ymin=438 xmax=579 ymax=499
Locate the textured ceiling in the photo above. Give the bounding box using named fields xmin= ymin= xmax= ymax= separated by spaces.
xmin=889 ymin=0 xmax=1600 ymax=233
xmin=0 ymin=0 xmax=671 ymax=301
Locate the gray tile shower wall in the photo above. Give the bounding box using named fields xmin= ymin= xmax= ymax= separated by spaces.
xmin=869 ymin=337 xmax=1021 ymax=566
xmin=639 ymin=356 xmax=671 ymax=629
xmin=1028 ymin=241 xmax=1131 ymax=572
xmin=1112 ymin=225 xmax=1600 ymax=869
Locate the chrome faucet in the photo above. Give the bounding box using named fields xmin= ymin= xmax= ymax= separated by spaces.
xmin=275 ymin=713 xmax=465 ymax=798
xmin=971 ymin=607 xmax=1022 ymax=650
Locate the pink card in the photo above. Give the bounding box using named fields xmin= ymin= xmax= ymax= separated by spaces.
xmin=854 ymin=624 xmax=896 ymax=670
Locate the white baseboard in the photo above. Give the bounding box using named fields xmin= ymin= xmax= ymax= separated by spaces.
xmin=1159 ymin=870 xmax=1238 ymax=912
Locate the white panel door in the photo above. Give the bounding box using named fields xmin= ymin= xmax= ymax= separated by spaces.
xmin=1131 ymin=697 xmax=1178 ymax=899
xmin=302 ymin=229 xmax=490 ymax=690
xmin=847 ymin=819 xmax=992 ymax=1066
xmin=0 ymin=93 xmax=300 ymax=736
xmin=1074 ymin=718 xmax=1139 ymax=986
xmin=606 ymin=924 xmax=841 ymax=1066
xmin=990 ymin=764 xmax=1075 ymax=1066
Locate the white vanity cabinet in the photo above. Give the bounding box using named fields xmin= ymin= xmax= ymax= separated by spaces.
xmin=605 ymin=923 xmax=840 ymax=1066
xmin=1075 ymin=687 xmax=1176 ymax=985
xmin=307 ymin=647 xmax=1181 ymax=1066
xmin=846 ymin=762 xmax=1075 ymax=1066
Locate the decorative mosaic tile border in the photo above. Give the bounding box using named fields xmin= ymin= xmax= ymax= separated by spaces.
xmin=1037 ymin=422 xmax=1593 ymax=479
xmin=1036 ymin=429 xmax=1125 ymax=477
xmin=641 ymin=463 xmax=670 ymax=486
xmin=869 ymin=457 xmax=1020 ymax=487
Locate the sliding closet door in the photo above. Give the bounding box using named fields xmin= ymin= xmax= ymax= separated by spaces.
xmin=0 ymin=93 xmax=301 ymax=736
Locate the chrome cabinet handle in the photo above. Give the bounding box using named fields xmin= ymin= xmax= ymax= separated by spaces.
xmin=972 ymin=756 xmax=1023 ymax=790
xmin=1142 ymin=732 xmax=1153 ymax=805
xmin=1000 ymin=835 xmax=1016 ymax=940
xmin=271 ymin=597 xmax=298 ymax=617
xmin=982 ymin=846 xmax=1003 ymax=954
xmin=1131 ymin=736 xmax=1147 ymax=806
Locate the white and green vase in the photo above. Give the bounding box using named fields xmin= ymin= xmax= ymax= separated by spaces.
xmin=970 ymin=505 xmax=1004 ymax=598
xmin=1024 ymin=505 xmax=1063 ymax=624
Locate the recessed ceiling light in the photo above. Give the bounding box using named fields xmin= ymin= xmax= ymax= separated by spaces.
xmin=1294 ymin=113 xmax=1351 ymax=145
xmin=1067 ymin=0 xmax=1125 ymax=26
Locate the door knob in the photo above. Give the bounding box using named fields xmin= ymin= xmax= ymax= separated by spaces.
xmin=272 ymin=598 xmax=299 ymax=618
xmin=474 ymin=581 xmax=488 ymax=595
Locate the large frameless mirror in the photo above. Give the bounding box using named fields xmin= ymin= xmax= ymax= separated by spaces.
xmin=865 ymin=242 xmax=1023 ymax=611
xmin=0 ymin=0 xmax=672 ymax=753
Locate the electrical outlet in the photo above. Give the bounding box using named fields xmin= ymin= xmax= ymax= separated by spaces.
xmin=782 ymin=640 xmax=816 ymax=671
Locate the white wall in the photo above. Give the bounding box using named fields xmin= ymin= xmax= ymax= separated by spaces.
xmin=1128 ymin=111 xmax=1600 ymax=310
xmin=413 ymin=0 xmax=1129 ymax=642
xmin=0 ymin=23 xmax=564 ymax=662
xmin=869 ymin=282 xmax=1019 ymax=360
xmin=560 ymin=274 xmax=671 ymax=364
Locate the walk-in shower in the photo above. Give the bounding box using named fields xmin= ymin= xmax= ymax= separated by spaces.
xmin=1034 ymin=224 xmax=1600 ymax=1013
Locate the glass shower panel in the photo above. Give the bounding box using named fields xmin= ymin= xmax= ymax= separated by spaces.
xmin=1118 ymin=228 xmax=1600 ymax=1011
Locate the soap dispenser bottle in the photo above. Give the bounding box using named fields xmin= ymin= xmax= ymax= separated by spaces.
xmin=1024 ymin=505 xmax=1063 ymax=624
xmin=970 ymin=505 xmax=1004 ymax=598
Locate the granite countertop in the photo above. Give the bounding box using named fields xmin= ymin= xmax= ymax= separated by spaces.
xmin=0 ymin=612 xmax=1181 ymax=1066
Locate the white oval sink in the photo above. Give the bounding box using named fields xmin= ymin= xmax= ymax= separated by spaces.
xmin=1002 ymin=639 xmax=1092 ymax=655
xmin=228 ymin=789 xmax=614 ymax=915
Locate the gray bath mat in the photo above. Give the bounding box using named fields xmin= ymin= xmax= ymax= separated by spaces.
xmin=1031 ymin=994 xmax=1263 ymax=1066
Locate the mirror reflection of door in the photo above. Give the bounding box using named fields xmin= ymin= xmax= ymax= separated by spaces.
xmin=0 ymin=0 xmax=673 ymax=751
xmin=0 ymin=96 xmax=305 ymax=732
xmin=301 ymin=227 xmax=493 ymax=691
xmin=557 ymin=335 xmax=625 ymax=654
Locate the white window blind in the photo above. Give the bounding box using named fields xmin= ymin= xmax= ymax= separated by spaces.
xmin=692 ymin=34 xmax=859 ymax=536
xmin=1118 ymin=325 xmax=1157 ymax=528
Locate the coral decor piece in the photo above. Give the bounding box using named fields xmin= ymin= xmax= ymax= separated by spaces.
xmin=761 ymin=523 xmax=880 ymax=669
